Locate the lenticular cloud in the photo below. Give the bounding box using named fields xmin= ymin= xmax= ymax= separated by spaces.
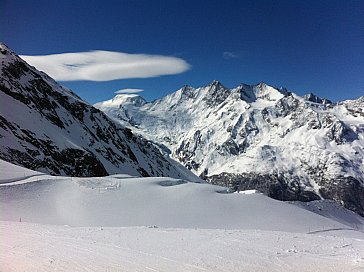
xmin=20 ymin=50 xmax=190 ymax=81
xmin=114 ymin=88 xmax=144 ymax=94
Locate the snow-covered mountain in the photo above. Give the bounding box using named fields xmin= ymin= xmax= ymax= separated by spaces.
xmin=0 ymin=43 xmax=198 ymax=181
xmin=95 ymin=80 xmax=364 ymax=216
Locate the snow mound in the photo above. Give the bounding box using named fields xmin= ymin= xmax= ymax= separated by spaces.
xmin=1 ymin=160 xmax=363 ymax=233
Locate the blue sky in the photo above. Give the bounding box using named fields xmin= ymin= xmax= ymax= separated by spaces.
xmin=1 ymin=0 xmax=363 ymax=104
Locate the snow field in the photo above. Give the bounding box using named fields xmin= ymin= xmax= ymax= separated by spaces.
xmin=1 ymin=221 xmax=363 ymax=272
xmin=1 ymin=160 xmax=363 ymax=271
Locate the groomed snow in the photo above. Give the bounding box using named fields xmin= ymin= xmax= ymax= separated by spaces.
xmin=1 ymin=160 xmax=363 ymax=271
xmin=1 ymin=221 xmax=364 ymax=272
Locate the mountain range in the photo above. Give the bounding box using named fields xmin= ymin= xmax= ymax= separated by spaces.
xmin=95 ymin=80 xmax=364 ymax=216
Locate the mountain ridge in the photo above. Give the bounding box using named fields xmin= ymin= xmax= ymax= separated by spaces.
xmin=0 ymin=43 xmax=199 ymax=181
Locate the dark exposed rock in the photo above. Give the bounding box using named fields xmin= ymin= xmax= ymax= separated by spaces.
xmin=203 ymin=81 xmax=231 ymax=107
xmin=319 ymin=176 xmax=364 ymax=217
xmin=304 ymin=93 xmax=332 ymax=105
xmin=205 ymin=172 xmax=321 ymax=202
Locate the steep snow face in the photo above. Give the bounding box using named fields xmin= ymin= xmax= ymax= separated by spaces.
xmin=0 ymin=43 xmax=199 ymax=181
xmin=95 ymin=81 xmax=364 ymax=216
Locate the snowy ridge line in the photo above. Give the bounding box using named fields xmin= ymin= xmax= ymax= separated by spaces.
xmin=0 ymin=173 xmax=48 ymax=185
xmin=306 ymin=227 xmax=363 ymax=235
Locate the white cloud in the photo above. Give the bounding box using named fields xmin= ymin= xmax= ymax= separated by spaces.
xmin=115 ymin=88 xmax=144 ymax=94
xmin=223 ymin=51 xmax=239 ymax=59
xmin=20 ymin=50 xmax=190 ymax=81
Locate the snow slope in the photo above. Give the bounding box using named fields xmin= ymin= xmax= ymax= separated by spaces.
xmin=0 ymin=158 xmax=47 ymax=184
xmin=1 ymin=159 xmax=364 ymax=231
xmin=1 ymin=160 xmax=364 ymax=271
xmin=95 ymin=81 xmax=364 ymax=216
xmin=1 ymin=221 xmax=364 ymax=272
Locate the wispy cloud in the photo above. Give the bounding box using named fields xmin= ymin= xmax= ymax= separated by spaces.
xmin=20 ymin=50 xmax=190 ymax=81
xmin=223 ymin=51 xmax=239 ymax=59
xmin=115 ymin=88 xmax=144 ymax=94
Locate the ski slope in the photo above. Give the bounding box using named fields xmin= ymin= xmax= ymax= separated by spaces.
xmin=1 ymin=221 xmax=364 ymax=272
xmin=1 ymin=159 xmax=363 ymax=271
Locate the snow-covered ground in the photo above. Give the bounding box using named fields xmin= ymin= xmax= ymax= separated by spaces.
xmin=1 ymin=159 xmax=363 ymax=271
xmin=1 ymin=221 xmax=364 ymax=272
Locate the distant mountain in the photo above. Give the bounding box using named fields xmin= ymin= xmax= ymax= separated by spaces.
xmin=0 ymin=43 xmax=199 ymax=181
xmin=95 ymin=80 xmax=364 ymax=216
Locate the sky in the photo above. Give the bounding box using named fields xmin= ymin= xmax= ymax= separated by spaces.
xmin=1 ymin=0 xmax=363 ymax=104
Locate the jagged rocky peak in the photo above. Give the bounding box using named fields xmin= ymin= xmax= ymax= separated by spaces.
xmin=232 ymin=82 xmax=287 ymax=103
xmin=210 ymin=80 xmax=229 ymax=93
xmin=0 ymin=42 xmax=12 ymax=54
xmin=304 ymin=93 xmax=332 ymax=105
xmin=253 ymin=82 xmax=288 ymax=101
xmin=209 ymin=79 xmax=224 ymax=87
xmin=202 ymin=80 xmax=231 ymax=106
xmin=179 ymin=84 xmax=195 ymax=99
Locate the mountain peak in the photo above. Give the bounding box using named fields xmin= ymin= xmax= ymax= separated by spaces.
xmin=202 ymin=80 xmax=230 ymax=106
xmin=0 ymin=42 xmax=17 ymax=58
xmin=182 ymin=84 xmax=192 ymax=89
xmin=94 ymin=93 xmax=146 ymax=109
xmin=209 ymin=80 xmax=224 ymax=88
xmin=234 ymin=82 xmax=286 ymax=102
xmin=0 ymin=42 xmax=10 ymax=51
xmin=304 ymin=93 xmax=332 ymax=105
xmin=179 ymin=84 xmax=195 ymax=99
xmin=257 ymin=81 xmax=268 ymax=88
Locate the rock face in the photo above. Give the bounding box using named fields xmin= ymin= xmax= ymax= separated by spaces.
xmin=95 ymin=81 xmax=364 ymax=216
xmin=0 ymin=43 xmax=199 ymax=181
